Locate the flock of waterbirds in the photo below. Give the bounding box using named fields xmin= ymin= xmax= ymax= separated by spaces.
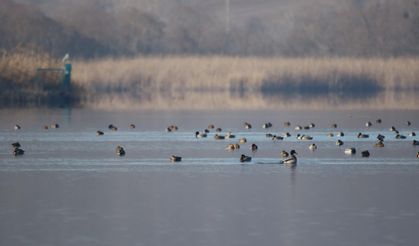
xmin=9 ymin=118 xmax=419 ymax=167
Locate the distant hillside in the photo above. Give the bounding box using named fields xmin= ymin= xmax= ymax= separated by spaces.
xmin=5 ymin=0 xmax=419 ymax=57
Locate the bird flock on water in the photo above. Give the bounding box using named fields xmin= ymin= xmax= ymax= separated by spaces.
xmin=8 ymin=118 xmax=419 ymax=167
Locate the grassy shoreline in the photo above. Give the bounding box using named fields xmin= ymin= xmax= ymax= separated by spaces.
xmin=1 ymin=52 xmax=419 ymax=108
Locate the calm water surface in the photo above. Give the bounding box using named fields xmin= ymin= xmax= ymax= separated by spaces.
xmin=0 ymin=108 xmax=418 ymax=246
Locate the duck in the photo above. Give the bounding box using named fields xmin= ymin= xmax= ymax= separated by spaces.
xmin=327 ymin=132 xmax=334 ymax=138
xmin=336 ymin=139 xmax=344 ymax=146
xmin=344 ymin=148 xmax=356 ymax=155
xmin=208 ymin=124 xmax=215 ymax=129
xmin=409 ymin=132 xmax=416 ymax=137
xmin=96 ymin=130 xmax=104 ymax=136
xmin=14 ymin=124 xmax=21 ymax=130
xmin=365 ymin=121 xmax=372 ymax=127
xmin=280 ymin=150 xmax=297 ymax=167
xmin=390 ymin=126 xmax=397 ymax=132
xmin=331 ymin=123 xmax=338 ymax=128
xmin=195 ymin=131 xmax=207 ymax=138
xmin=417 ymin=152 xmax=419 ymax=158
xmin=226 ymin=132 xmax=236 ymax=139
xmin=407 ymin=121 xmax=412 ymax=126
xmin=297 ymin=134 xmax=313 ymax=140
xmin=204 ymin=129 xmax=210 ymax=133
xmin=294 ymin=125 xmax=302 ymax=131
xmin=166 ymin=125 xmax=178 ymax=132
xmin=303 ymin=126 xmax=310 ymax=130
xmin=11 ymin=142 xmax=21 ymax=148
xmin=337 ymin=132 xmax=344 ymax=137
xmin=240 ymin=154 xmax=252 ymax=163
xmin=129 ymin=124 xmax=136 ymax=129
xmin=108 ymin=124 xmax=118 ymax=131
xmin=170 ymin=155 xmax=182 ymax=162
xmin=357 ymin=132 xmax=369 ymax=139
xmin=13 ymin=148 xmax=25 ymax=156
xmin=280 ymin=150 xmax=289 ymax=158
xmin=376 ymin=119 xmax=382 ymax=124
xmin=309 ymin=143 xmax=317 ymax=151
xmin=283 ymin=121 xmax=291 ymax=127
xmin=309 ymin=123 xmax=316 ymax=128
xmin=43 ymin=125 xmax=49 ymax=130
xmin=239 ymin=137 xmax=247 ymax=144
xmin=283 ymin=132 xmax=291 ymax=137
xmin=413 ymin=140 xmax=419 ymax=146
xmin=374 ymin=141 xmax=384 ymax=148
xmin=226 ymin=143 xmax=240 ymax=151
xmin=377 ymin=134 xmax=385 ymax=141
xmin=395 ymin=134 xmax=406 ymax=139
xmin=51 ymin=123 xmax=60 ymax=129
xmin=116 ymin=146 xmax=125 ymax=156
xmin=262 ymin=122 xmax=273 ymax=129
xmin=272 ymin=135 xmax=284 ymax=141
xmin=251 ymin=143 xmax=258 ymax=152
xmin=266 ymin=133 xmax=273 ymax=138
xmin=244 ymin=122 xmax=252 ymax=129
xmin=214 ymin=134 xmax=225 ymax=140
xmin=361 ymin=150 xmax=370 ymax=158
xmin=216 ymin=128 xmax=222 ymax=132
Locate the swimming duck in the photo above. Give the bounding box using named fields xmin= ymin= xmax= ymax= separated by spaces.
xmin=283 ymin=132 xmax=291 ymax=137
xmin=109 ymin=124 xmax=118 ymax=131
xmin=272 ymin=135 xmax=284 ymax=141
xmin=266 ymin=133 xmax=273 ymax=138
xmin=115 ymin=146 xmax=125 ymax=156
xmin=413 ymin=140 xmax=419 ymax=146
xmin=226 ymin=143 xmax=240 ymax=151
xmin=309 ymin=143 xmax=317 ymax=151
xmin=239 ymin=137 xmax=247 ymax=144
xmin=51 ymin=123 xmax=60 ymax=129
xmin=251 ymin=143 xmax=258 ymax=152
xmin=309 ymin=123 xmax=316 ymax=128
xmin=14 ymin=124 xmax=21 ymax=130
xmin=361 ymin=150 xmax=370 ymax=158
xmin=337 ymin=132 xmax=344 ymax=137
xmin=395 ymin=134 xmax=406 ymax=139
xmin=208 ymin=124 xmax=215 ymax=129
xmin=409 ymin=132 xmax=416 ymax=137
xmin=11 ymin=142 xmax=21 ymax=148
xmin=336 ymin=140 xmax=344 ymax=146
xmin=344 ymin=148 xmax=356 ymax=155
xmin=376 ymin=119 xmax=382 ymax=124
xmin=303 ymin=126 xmax=310 ymax=130
xmin=226 ymin=132 xmax=236 ymax=139
xmin=240 ymin=154 xmax=252 ymax=163
xmin=96 ymin=130 xmax=104 ymax=136
xmin=283 ymin=122 xmax=291 ymax=127
xmin=216 ymin=128 xmax=222 ymax=132
xmin=166 ymin=125 xmax=178 ymax=132
xmin=195 ymin=131 xmax=207 ymax=138
xmin=280 ymin=150 xmax=289 ymax=158
xmin=204 ymin=129 xmax=210 ymax=133
xmin=377 ymin=134 xmax=385 ymax=141
xmin=327 ymin=133 xmax=334 ymax=138
xmin=244 ymin=122 xmax=252 ymax=129
xmin=331 ymin=123 xmax=338 ymax=129
xmin=295 ymin=125 xmax=302 ymax=131
xmin=407 ymin=121 xmax=412 ymax=126
xmin=13 ymin=148 xmax=24 ymax=156
xmin=374 ymin=141 xmax=384 ymax=148
xmin=214 ymin=134 xmax=225 ymax=140
xmin=262 ymin=122 xmax=273 ymax=129
xmin=43 ymin=125 xmax=49 ymax=130
xmin=170 ymin=155 xmax=182 ymax=162
xmin=129 ymin=124 xmax=136 ymax=129
xmin=365 ymin=121 xmax=372 ymax=127
xmin=390 ymin=126 xmax=397 ymax=132
xmin=280 ymin=150 xmax=297 ymax=167
xmin=297 ymin=134 xmax=313 ymax=140
xmin=357 ymin=132 xmax=369 ymax=139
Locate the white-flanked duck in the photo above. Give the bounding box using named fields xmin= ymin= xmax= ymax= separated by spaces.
xmin=365 ymin=121 xmax=372 ymax=127
xmin=309 ymin=144 xmax=317 ymax=151
xmin=239 ymin=137 xmax=247 ymax=144
xmin=409 ymin=132 xmax=416 ymax=137
xmin=170 ymin=155 xmax=182 ymax=162
xmin=283 ymin=132 xmax=291 ymax=138
xmin=262 ymin=122 xmax=273 ymax=129
xmin=309 ymin=123 xmax=316 ymax=128
xmin=345 ymin=148 xmax=356 ymax=155
xmin=280 ymin=150 xmax=297 ymax=167
xmin=336 ymin=140 xmax=344 ymax=146
xmin=244 ymin=122 xmax=252 ymax=129
xmin=297 ymin=134 xmax=313 ymax=141
xmin=14 ymin=124 xmax=21 ymax=130
xmin=109 ymin=124 xmax=118 ymax=131
xmin=327 ymin=132 xmax=334 ymax=138
xmin=96 ymin=130 xmax=104 ymax=136
xmin=295 ymin=125 xmax=302 ymax=131
xmin=116 ymin=146 xmax=125 ymax=156
xmin=195 ymin=131 xmax=207 ymax=138
xmin=226 ymin=132 xmax=236 ymax=139
xmin=51 ymin=123 xmax=60 ymax=129
xmin=240 ymin=154 xmax=252 ymax=163
xmin=337 ymin=132 xmax=344 ymax=137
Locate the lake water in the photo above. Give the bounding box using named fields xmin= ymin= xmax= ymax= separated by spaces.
xmin=1 ymin=108 xmax=418 ymax=246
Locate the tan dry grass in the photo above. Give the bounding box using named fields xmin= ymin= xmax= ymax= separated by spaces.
xmin=73 ymin=56 xmax=419 ymax=93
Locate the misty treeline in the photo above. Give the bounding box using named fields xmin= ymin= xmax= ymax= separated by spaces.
xmin=1 ymin=0 xmax=419 ymax=58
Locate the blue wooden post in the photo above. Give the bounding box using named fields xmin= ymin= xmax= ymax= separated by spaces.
xmin=63 ymin=63 xmax=71 ymax=91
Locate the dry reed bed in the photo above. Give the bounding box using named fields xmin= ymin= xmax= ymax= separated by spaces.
xmin=73 ymin=56 xmax=419 ymax=93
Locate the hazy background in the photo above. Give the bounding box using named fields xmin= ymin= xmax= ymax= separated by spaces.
xmin=2 ymin=0 xmax=419 ymax=58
